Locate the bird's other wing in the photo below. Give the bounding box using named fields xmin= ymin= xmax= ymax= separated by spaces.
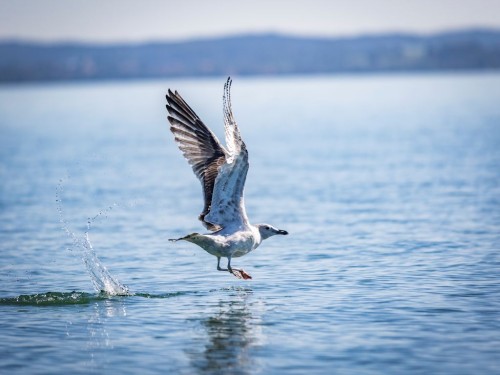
xmin=204 ymin=78 xmax=250 ymax=229
xmin=166 ymin=89 xmax=227 ymax=231
xmin=223 ymin=77 xmax=245 ymax=161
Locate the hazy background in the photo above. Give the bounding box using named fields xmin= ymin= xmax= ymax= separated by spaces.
xmin=2 ymin=0 xmax=500 ymax=82
xmin=1 ymin=0 xmax=500 ymax=43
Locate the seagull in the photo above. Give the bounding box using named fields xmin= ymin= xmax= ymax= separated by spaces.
xmin=166 ymin=78 xmax=288 ymax=280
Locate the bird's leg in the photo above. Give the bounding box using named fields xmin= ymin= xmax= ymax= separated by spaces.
xmin=217 ymin=257 xmax=228 ymax=272
xmin=227 ymin=257 xmax=252 ymax=280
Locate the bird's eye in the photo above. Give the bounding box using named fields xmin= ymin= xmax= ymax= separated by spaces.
xmin=265 ymin=226 xmax=270 ymax=230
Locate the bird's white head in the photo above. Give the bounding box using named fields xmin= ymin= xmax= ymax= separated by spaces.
xmin=256 ymin=224 xmax=288 ymax=240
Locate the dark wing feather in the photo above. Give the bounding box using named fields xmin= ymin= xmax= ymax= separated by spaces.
xmin=166 ymin=89 xmax=227 ymax=230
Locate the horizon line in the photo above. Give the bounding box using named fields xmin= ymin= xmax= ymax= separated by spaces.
xmin=2 ymin=26 xmax=500 ymax=46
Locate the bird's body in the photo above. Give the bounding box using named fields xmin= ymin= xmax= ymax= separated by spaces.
xmin=180 ymin=226 xmax=261 ymax=259
xmin=166 ymin=78 xmax=287 ymax=279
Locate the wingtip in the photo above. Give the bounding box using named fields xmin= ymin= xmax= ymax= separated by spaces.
xmin=166 ymin=89 xmax=182 ymax=101
xmin=224 ymin=76 xmax=232 ymax=90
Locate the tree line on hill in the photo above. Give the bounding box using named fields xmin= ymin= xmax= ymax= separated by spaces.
xmin=1 ymin=29 xmax=499 ymax=82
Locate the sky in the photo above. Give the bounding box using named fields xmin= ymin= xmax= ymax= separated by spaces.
xmin=1 ymin=0 xmax=500 ymax=43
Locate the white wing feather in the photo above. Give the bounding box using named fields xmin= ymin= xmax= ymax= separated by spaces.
xmin=205 ymin=78 xmax=250 ymax=229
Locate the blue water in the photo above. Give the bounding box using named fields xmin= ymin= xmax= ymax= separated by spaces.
xmin=1 ymin=73 xmax=500 ymax=374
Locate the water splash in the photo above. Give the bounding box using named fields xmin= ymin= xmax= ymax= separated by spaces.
xmin=56 ymin=178 xmax=130 ymax=296
xmin=80 ymin=230 xmax=130 ymax=296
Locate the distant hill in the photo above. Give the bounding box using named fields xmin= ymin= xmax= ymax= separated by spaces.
xmin=1 ymin=29 xmax=500 ymax=82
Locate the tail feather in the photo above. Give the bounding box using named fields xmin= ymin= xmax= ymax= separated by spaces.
xmin=168 ymin=233 xmax=199 ymax=242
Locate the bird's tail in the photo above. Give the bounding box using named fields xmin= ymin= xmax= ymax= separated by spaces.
xmin=168 ymin=233 xmax=199 ymax=242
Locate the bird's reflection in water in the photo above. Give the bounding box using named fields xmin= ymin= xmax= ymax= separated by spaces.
xmin=189 ymin=289 xmax=263 ymax=375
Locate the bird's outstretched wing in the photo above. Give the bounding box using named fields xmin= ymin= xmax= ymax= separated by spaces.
xmin=223 ymin=78 xmax=243 ymax=160
xmin=166 ymin=88 xmax=227 ymax=230
xmin=204 ymin=78 xmax=249 ymax=229
xmin=166 ymin=78 xmax=249 ymax=231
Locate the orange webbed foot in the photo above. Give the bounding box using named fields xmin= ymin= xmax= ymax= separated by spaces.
xmin=231 ymin=268 xmax=252 ymax=280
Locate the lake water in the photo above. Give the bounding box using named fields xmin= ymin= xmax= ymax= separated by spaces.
xmin=1 ymin=73 xmax=499 ymax=374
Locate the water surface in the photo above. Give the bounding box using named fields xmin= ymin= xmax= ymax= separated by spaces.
xmin=1 ymin=73 xmax=500 ymax=374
